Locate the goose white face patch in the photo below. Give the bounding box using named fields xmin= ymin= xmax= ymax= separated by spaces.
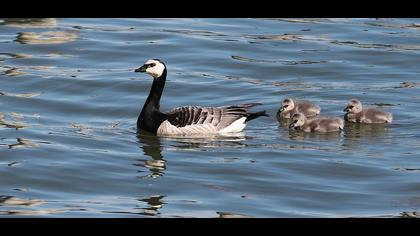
xmin=145 ymin=59 xmax=165 ymax=78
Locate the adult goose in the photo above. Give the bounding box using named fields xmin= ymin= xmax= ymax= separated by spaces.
xmin=135 ymin=59 xmax=268 ymax=136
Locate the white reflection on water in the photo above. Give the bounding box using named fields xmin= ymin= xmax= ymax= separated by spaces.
xmin=0 ymin=209 xmax=66 ymax=215
xmin=0 ymin=18 xmax=57 ymax=28
xmin=8 ymin=138 xmax=39 ymax=149
xmin=16 ymin=31 xmax=78 ymax=45
xmin=162 ymin=132 xmax=247 ymax=150
xmin=0 ymin=91 xmax=41 ymax=98
xmin=0 ymin=113 xmax=27 ymax=130
xmin=0 ymin=196 xmax=45 ymax=206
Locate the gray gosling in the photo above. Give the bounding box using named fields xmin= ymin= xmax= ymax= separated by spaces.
xmin=344 ymin=99 xmax=392 ymax=124
xmin=277 ymin=98 xmax=320 ymax=119
xmin=289 ymin=113 xmax=344 ymax=133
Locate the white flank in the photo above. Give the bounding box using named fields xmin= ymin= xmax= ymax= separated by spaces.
xmin=157 ymin=117 xmax=248 ymax=136
xmin=218 ymin=117 xmax=247 ymax=134
xmin=157 ymin=120 xmax=218 ymax=136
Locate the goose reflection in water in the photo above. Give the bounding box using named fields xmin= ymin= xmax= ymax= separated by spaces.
xmin=138 ymin=195 xmax=165 ymax=217
xmin=107 ymin=195 xmax=166 ymax=217
xmin=341 ymin=122 xmax=393 ymax=151
xmin=136 ymin=131 xmax=166 ymax=178
xmin=288 ymin=129 xmax=344 ymax=141
xmin=161 ymin=132 xmax=247 ymax=150
xmin=136 ymin=130 xmax=248 ymax=178
xmin=343 ymin=122 xmax=391 ymax=139
xmin=134 ymin=131 xmax=249 ymax=217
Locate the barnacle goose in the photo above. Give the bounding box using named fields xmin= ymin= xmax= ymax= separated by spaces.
xmin=135 ymin=59 xmax=268 ymax=136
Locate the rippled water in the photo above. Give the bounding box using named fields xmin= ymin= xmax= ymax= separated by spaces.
xmin=1 ymin=18 xmax=420 ymax=217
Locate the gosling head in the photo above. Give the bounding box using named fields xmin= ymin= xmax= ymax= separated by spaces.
xmin=289 ymin=112 xmax=306 ymax=129
xmin=344 ymin=99 xmax=362 ymax=113
xmin=135 ymin=59 xmax=166 ymax=78
xmin=279 ymin=98 xmax=295 ymax=112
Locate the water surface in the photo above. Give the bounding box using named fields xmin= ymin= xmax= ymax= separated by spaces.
xmin=1 ymin=18 xmax=420 ymax=217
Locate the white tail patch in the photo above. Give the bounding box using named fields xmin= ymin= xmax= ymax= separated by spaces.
xmin=387 ymin=113 xmax=393 ymax=123
xmin=385 ymin=113 xmax=393 ymax=123
xmin=218 ymin=117 xmax=247 ymax=134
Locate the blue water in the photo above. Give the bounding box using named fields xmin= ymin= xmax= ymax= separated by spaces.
xmin=1 ymin=18 xmax=420 ymax=217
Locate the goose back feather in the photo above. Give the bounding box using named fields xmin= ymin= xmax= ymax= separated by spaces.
xmin=159 ymin=104 xmax=266 ymax=135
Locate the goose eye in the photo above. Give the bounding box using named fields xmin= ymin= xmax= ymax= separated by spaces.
xmin=149 ymin=63 xmax=156 ymax=67
xmin=349 ymin=105 xmax=354 ymax=109
xmin=283 ymin=105 xmax=289 ymax=108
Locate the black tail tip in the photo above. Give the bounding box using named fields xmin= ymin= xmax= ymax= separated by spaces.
xmin=246 ymin=110 xmax=269 ymax=122
xmin=262 ymin=111 xmax=269 ymax=117
xmin=256 ymin=111 xmax=269 ymax=117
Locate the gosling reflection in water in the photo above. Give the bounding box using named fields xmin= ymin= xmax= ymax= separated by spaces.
xmin=288 ymin=129 xmax=343 ymax=141
xmin=277 ymin=117 xmax=291 ymax=128
xmin=343 ymin=122 xmax=391 ymax=138
xmin=136 ymin=131 xmax=166 ymax=178
xmin=136 ymin=131 xmax=248 ymax=177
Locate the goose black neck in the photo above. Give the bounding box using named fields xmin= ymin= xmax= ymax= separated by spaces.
xmin=137 ymin=69 xmax=167 ymax=132
xmin=145 ymin=70 xmax=167 ymax=109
